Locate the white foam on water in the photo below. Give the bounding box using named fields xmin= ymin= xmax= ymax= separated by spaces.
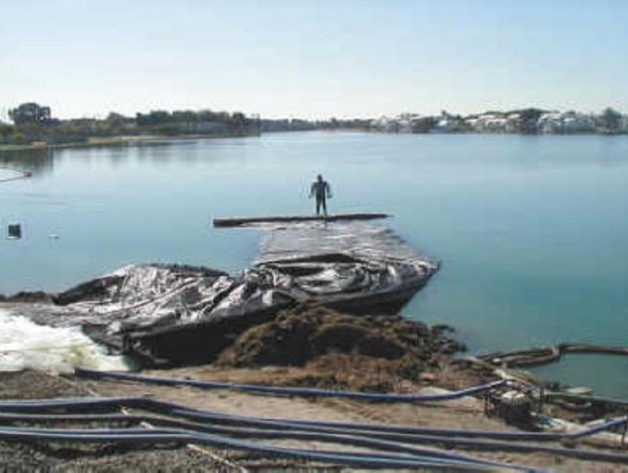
xmin=0 ymin=308 xmax=128 ymax=374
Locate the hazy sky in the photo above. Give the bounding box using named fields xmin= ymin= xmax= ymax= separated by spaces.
xmin=2 ymin=0 xmax=627 ymax=119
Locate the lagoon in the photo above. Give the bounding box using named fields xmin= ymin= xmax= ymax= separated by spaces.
xmin=1 ymin=132 xmax=627 ymax=397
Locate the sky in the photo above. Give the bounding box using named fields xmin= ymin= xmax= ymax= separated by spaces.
xmin=2 ymin=0 xmax=627 ymax=120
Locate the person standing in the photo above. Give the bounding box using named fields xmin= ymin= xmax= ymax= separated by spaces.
xmin=310 ymin=174 xmax=332 ymax=216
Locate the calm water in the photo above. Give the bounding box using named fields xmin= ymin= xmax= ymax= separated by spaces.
xmin=1 ymin=132 xmax=627 ymax=397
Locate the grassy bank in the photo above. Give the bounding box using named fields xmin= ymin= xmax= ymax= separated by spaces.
xmin=0 ymin=132 xmax=257 ymax=153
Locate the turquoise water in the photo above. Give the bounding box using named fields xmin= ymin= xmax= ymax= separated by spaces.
xmin=1 ymin=132 xmax=627 ymax=397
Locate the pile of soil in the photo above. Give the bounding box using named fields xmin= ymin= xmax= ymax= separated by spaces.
xmin=216 ymin=306 xmax=466 ymax=389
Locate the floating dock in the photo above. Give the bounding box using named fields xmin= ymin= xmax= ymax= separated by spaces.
xmin=213 ymin=213 xmax=390 ymax=228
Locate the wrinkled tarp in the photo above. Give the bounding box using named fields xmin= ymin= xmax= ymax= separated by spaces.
xmin=16 ymin=223 xmax=438 ymax=365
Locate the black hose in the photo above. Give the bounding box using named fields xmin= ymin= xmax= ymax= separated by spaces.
xmin=0 ymin=425 xmax=505 ymax=472
xmin=1 ymin=397 xmax=626 ymax=465
xmin=74 ymin=366 xmax=506 ymax=402
xmin=227 ymin=412 xmax=628 ymax=442
xmin=0 ymin=411 xmax=528 ymax=471
xmin=171 ymin=407 xmax=628 ymax=464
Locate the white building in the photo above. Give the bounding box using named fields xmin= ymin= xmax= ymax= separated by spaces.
xmin=370 ymin=116 xmax=399 ymax=133
xmin=537 ymin=113 xmax=562 ymax=134
xmin=561 ymin=112 xmax=596 ymax=133
xmin=537 ymin=112 xmax=595 ymax=134
xmin=470 ymin=113 xmax=511 ymax=133
xmin=397 ymin=113 xmax=421 ymax=133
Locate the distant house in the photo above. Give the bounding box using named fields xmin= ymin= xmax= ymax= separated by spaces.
xmin=537 ymin=113 xmax=563 ymax=134
xmin=432 ymin=113 xmax=467 ymax=133
xmin=468 ymin=113 xmax=511 ymax=133
xmin=370 ymin=114 xmax=440 ymax=134
xmin=561 ymin=112 xmax=596 ymax=133
xmin=370 ymin=116 xmax=399 ymax=133
xmin=433 ymin=118 xmax=456 ymax=132
xmin=410 ymin=116 xmax=436 ymax=133
xmin=537 ymin=112 xmax=595 ymax=134
xmin=397 ymin=114 xmax=420 ymax=133
xmin=505 ymin=113 xmax=524 ymax=133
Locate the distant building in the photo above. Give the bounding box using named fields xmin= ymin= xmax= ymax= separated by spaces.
xmin=370 ymin=108 xmax=624 ymax=135
xmin=562 ymin=112 xmax=596 ymax=133
xmin=432 ymin=112 xmax=467 ymax=133
xmin=397 ymin=113 xmax=420 ymax=133
xmin=370 ymin=116 xmax=399 ymax=133
xmin=538 ymin=112 xmax=595 ymax=134
xmin=466 ymin=113 xmax=514 ymax=133
xmin=537 ymin=113 xmax=562 ymax=134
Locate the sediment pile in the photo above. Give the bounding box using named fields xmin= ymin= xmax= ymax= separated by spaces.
xmin=215 ymin=306 xmax=467 ymax=392
xmin=218 ymin=306 xmax=464 ymax=367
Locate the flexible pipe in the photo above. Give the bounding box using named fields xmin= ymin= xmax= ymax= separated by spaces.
xmin=4 ymin=409 xmax=624 ymax=442
xmin=0 ymin=425 xmax=506 ymax=472
xmin=171 ymin=407 xmax=628 ymax=463
xmin=545 ymin=392 xmax=628 ymax=410
xmin=74 ymin=366 xmax=506 ymax=402
xmin=1 ymin=396 xmax=624 ymax=444
xmin=237 ymin=412 xmax=628 ymax=442
xmin=0 ymin=411 xmax=528 ymax=471
xmin=1 ymin=397 xmax=626 ymax=465
xmin=73 ymin=368 xmax=628 ymax=444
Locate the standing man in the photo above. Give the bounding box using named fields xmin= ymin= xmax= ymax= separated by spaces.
xmin=310 ymin=174 xmax=332 ymax=216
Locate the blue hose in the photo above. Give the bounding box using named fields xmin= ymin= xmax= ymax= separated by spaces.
xmin=1 ymin=395 xmax=624 ymax=444
xmin=2 ymin=409 xmax=624 ymax=443
xmin=170 ymin=406 xmax=628 ymax=463
xmin=72 ymin=367 xmax=628 ymax=442
xmin=0 ymin=425 xmax=508 ymax=471
xmin=242 ymin=412 xmax=628 ymax=442
xmin=0 ymin=412 xmax=529 ymax=471
xmin=1 ymin=396 xmax=626 ymax=466
xmin=74 ymin=366 xmax=506 ymax=401
xmin=0 ymin=396 xmax=143 ymax=412
xmin=0 ymin=398 xmax=536 ymax=471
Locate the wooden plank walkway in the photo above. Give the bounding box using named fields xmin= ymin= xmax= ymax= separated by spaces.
xmin=213 ymin=213 xmax=390 ymax=228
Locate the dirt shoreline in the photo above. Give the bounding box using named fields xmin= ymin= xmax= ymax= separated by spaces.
xmin=0 ymin=306 xmax=626 ymax=471
xmin=1 ymin=368 xmax=626 ymax=472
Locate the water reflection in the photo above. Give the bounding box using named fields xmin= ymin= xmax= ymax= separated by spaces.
xmin=0 ymin=148 xmax=54 ymax=178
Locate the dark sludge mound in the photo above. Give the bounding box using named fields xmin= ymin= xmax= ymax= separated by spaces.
xmin=217 ymin=306 xmax=466 ymax=393
xmin=17 ymin=223 xmax=439 ymax=367
xmin=218 ymin=306 xmax=465 ymax=367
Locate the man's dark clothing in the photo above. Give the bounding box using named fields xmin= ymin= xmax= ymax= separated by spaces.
xmin=310 ymin=179 xmax=331 ymax=216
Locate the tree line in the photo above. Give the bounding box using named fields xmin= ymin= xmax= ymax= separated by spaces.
xmin=0 ymin=103 xmax=259 ymax=146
